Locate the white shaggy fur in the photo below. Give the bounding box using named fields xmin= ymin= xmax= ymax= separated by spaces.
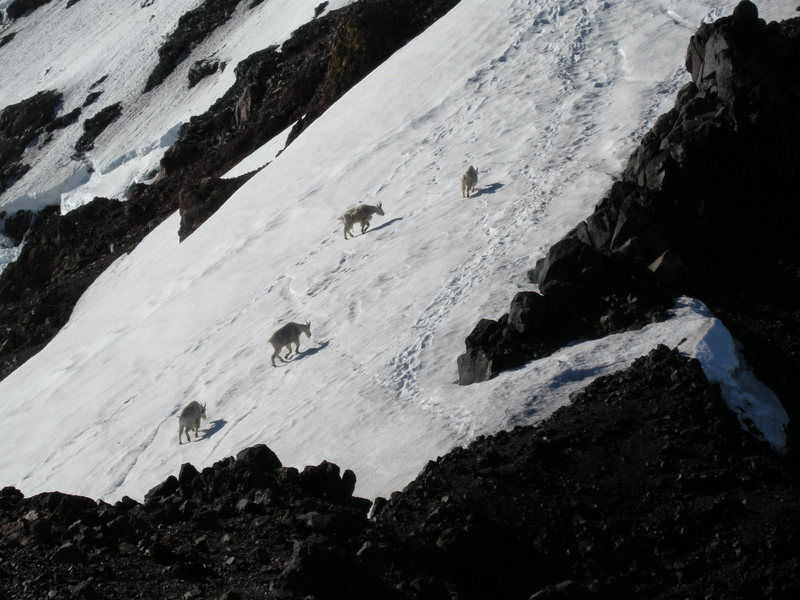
xmin=338 ymin=203 xmax=385 ymax=239
xmin=269 ymin=321 xmax=312 ymax=366
xmin=178 ymin=401 xmax=206 ymax=444
xmin=461 ymin=165 xmax=478 ymax=197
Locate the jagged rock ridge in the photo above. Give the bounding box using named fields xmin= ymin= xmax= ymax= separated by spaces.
xmin=4 ymin=0 xmax=54 ymax=21
xmin=143 ymin=0 xmax=243 ymax=93
xmin=1 ymin=347 xmax=797 ymax=599
xmin=0 ymin=90 xmax=62 ymax=195
xmin=457 ymin=1 xmax=800 ymax=451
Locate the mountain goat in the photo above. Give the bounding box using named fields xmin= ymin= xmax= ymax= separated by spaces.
xmin=178 ymin=401 xmax=206 ymax=444
xmin=338 ymin=203 xmax=384 ymax=239
xmin=269 ymin=321 xmax=311 ymax=366
xmin=461 ymin=166 xmax=478 ymax=197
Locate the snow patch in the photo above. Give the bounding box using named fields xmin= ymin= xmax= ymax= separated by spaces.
xmin=689 ymin=307 xmax=789 ymax=452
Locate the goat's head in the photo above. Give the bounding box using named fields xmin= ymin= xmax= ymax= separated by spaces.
xmin=375 ymin=202 xmax=384 ymax=216
xmin=201 ymin=404 xmax=207 ymax=419
xmin=303 ymin=321 xmax=312 ymax=336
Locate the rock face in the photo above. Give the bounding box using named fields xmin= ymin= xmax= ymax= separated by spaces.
xmin=458 ymin=2 xmax=800 ymax=450
xmin=74 ymin=102 xmax=122 ymax=154
xmin=187 ymin=57 xmax=225 ymax=88
xmin=143 ymin=0 xmax=244 ymax=93
xmin=5 ymin=0 xmax=54 ymax=20
xmin=1 ymin=347 xmax=797 ymax=598
xmin=0 ymin=32 xmax=17 ymax=48
xmin=0 ymin=90 xmax=62 ymax=195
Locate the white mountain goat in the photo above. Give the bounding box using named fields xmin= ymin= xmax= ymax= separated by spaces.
xmin=269 ymin=321 xmax=311 ymax=366
xmin=461 ymin=165 xmax=479 ymax=197
xmin=178 ymin=401 xmax=207 ymax=444
xmin=338 ymin=203 xmax=384 ymax=239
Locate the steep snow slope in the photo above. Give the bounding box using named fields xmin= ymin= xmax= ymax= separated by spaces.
xmin=0 ymin=0 xmax=352 ymax=213
xmin=0 ymin=0 xmax=792 ymax=501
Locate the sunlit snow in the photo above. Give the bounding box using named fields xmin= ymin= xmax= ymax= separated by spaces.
xmin=0 ymin=0 xmax=792 ymax=502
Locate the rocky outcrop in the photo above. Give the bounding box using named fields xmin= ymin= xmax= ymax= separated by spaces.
xmin=2 ymin=347 xmax=797 ymax=598
xmin=378 ymin=346 xmax=800 ymax=599
xmin=0 ymin=32 xmax=17 ymax=48
xmin=458 ymin=2 xmax=800 ymax=449
xmin=0 ymin=89 xmax=62 ymax=195
xmin=169 ymin=0 xmax=459 ymax=239
xmin=74 ymin=102 xmax=122 ymax=154
xmin=187 ymin=57 xmax=225 ymax=88
xmin=143 ymin=0 xmax=243 ymax=93
xmin=5 ymin=0 xmax=53 ymax=20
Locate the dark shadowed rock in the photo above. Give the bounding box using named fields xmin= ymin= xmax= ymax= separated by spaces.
xmin=5 ymin=0 xmax=54 ymax=20
xmin=0 ymin=89 xmax=62 ymax=193
xmin=145 ymin=475 xmax=180 ymax=501
xmin=314 ymin=2 xmax=329 ymax=18
xmin=74 ymin=102 xmax=122 ymax=154
xmin=52 ymin=542 xmax=88 ymax=564
xmin=188 ymin=58 xmax=224 ymax=88
xmin=0 ymin=32 xmax=17 ymax=48
xmin=143 ymin=0 xmax=242 ymax=93
xmin=236 ymin=444 xmax=282 ymax=472
xmin=45 ymin=107 xmax=82 ymax=133
xmin=26 ymin=491 xmax=97 ymax=524
xmin=529 ymin=580 xmax=597 ymax=599
xmin=82 ymin=91 xmax=103 ymax=107
xmin=457 ymin=2 xmax=800 ymax=455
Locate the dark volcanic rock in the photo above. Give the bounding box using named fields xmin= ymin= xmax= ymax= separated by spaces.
xmin=381 ymin=346 xmax=800 ymax=599
xmin=1 ymin=207 xmax=38 ymax=244
xmin=74 ymin=102 xmax=122 ymax=154
xmin=82 ymin=90 xmax=103 ymax=107
xmin=314 ymin=2 xmax=329 ymax=18
xmin=5 ymin=0 xmax=53 ymax=20
xmin=143 ymin=0 xmax=242 ymax=93
xmin=0 ymin=89 xmax=62 ymax=194
xmin=45 ymin=106 xmax=82 ymax=133
xmin=457 ymin=3 xmax=800 ymax=454
xmin=187 ymin=57 xmax=224 ymax=88
xmin=0 ymin=32 xmax=17 ymax=48
xmin=1 ymin=348 xmax=797 ymax=598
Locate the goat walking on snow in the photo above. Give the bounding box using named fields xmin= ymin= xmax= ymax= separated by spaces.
xmin=338 ymin=203 xmax=384 ymax=239
xmin=178 ymin=401 xmax=207 ymax=444
xmin=461 ymin=166 xmax=478 ymax=197
xmin=269 ymin=321 xmax=312 ymax=366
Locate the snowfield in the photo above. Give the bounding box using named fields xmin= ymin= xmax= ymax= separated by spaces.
xmin=0 ymin=0 xmax=793 ymax=501
xmin=0 ymin=0 xmax=354 ymax=214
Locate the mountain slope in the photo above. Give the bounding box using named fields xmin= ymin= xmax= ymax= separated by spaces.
xmin=0 ymin=0 xmax=795 ymax=506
